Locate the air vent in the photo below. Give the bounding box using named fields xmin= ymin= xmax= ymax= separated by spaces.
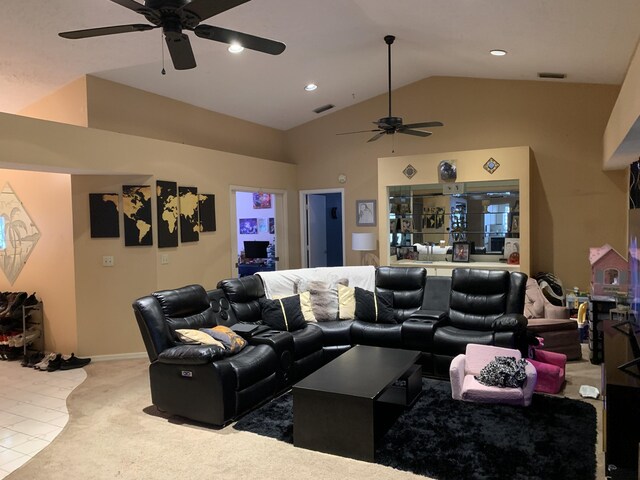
xmin=538 ymin=72 xmax=566 ymax=79
xmin=313 ymin=104 xmax=335 ymax=114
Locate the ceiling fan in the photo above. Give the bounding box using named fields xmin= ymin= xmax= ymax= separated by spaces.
xmin=338 ymin=35 xmax=443 ymax=142
xmin=58 ymin=0 xmax=285 ymax=70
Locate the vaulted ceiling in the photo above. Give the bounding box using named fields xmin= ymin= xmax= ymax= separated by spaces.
xmin=2 ymin=0 xmax=639 ymax=130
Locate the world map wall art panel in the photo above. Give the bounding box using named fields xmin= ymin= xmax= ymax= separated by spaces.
xmin=198 ymin=193 xmax=216 ymax=232
xmin=179 ymin=186 xmax=199 ymax=243
xmin=122 ymin=185 xmax=153 ymax=246
xmin=89 ymin=193 xmax=120 ymax=238
xmin=156 ymin=180 xmax=179 ymax=248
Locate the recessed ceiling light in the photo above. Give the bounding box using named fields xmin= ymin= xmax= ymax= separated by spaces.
xmin=490 ymin=49 xmax=507 ymax=56
xmin=304 ymin=83 xmax=318 ymax=92
xmin=228 ymin=43 xmax=244 ymax=54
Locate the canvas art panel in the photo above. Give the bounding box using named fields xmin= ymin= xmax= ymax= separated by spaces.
xmin=179 ymin=186 xmax=199 ymax=243
xmin=156 ymin=181 xmax=178 ymax=248
xmin=198 ymin=193 xmax=216 ymax=232
xmin=122 ymin=185 xmax=152 ymax=246
xmin=89 ymin=193 xmax=119 ymax=238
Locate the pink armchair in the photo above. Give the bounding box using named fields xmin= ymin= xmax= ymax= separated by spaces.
xmin=524 ymin=278 xmax=582 ymax=360
xmin=450 ymin=343 xmax=537 ymax=406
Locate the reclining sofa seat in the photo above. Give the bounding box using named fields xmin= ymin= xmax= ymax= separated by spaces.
xmin=351 ymin=266 xmax=427 ymax=348
xmin=132 ymin=284 xmax=279 ymax=426
xmin=217 ymin=276 xmax=324 ymax=384
xmin=432 ymin=269 xmax=528 ymax=377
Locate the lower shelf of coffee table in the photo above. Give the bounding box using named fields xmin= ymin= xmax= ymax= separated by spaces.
xmin=378 ymin=364 xmax=422 ymax=406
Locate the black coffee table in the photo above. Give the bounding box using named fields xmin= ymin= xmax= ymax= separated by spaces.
xmin=292 ymin=345 xmax=421 ymax=461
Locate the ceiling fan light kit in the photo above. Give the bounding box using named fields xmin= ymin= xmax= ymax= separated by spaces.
xmin=337 ymin=35 xmax=443 ymax=142
xmin=58 ymin=0 xmax=285 ymax=70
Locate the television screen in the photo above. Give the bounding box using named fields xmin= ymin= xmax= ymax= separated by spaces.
xmin=244 ymin=241 xmax=269 ymax=259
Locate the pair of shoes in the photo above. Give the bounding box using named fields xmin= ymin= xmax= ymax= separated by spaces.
xmin=46 ymin=353 xmax=63 ymax=372
xmin=60 ymin=353 xmax=91 ymax=370
xmin=21 ymin=351 xmax=44 ymax=367
xmin=34 ymin=352 xmax=58 ymax=371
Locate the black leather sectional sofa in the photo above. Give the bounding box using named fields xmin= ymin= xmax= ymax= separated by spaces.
xmin=132 ymin=267 xmax=528 ymax=426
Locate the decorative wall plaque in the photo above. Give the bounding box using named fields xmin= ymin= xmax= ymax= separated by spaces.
xmin=403 ymin=164 xmax=417 ymax=179
xmin=0 ymin=183 xmax=41 ymax=284
xmin=483 ymin=157 xmax=500 ymax=174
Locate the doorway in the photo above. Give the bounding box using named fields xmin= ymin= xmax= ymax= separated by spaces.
xmin=300 ymin=189 xmax=345 ymax=268
xmin=230 ymin=186 xmax=288 ymax=277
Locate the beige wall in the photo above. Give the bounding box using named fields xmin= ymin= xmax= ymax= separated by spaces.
xmin=286 ymin=76 xmax=626 ymax=290
xmin=18 ymin=77 xmax=88 ymax=127
xmin=0 ymin=112 xmax=298 ymax=356
xmin=85 ymin=76 xmax=289 ymax=163
xmin=0 ymin=170 xmax=77 ymax=354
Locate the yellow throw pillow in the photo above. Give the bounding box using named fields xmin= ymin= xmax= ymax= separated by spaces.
xmin=299 ymin=291 xmax=316 ymax=322
xmin=338 ymin=284 xmax=356 ymax=320
xmin=175 ymin=329 xmax=225 ymax=348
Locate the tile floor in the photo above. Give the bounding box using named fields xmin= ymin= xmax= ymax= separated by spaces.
xmin=0 ymin=360 xmax=86 ymax=479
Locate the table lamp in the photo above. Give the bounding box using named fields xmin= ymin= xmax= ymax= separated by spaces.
xmin=352 ymin=232 xmax=378 ymax=266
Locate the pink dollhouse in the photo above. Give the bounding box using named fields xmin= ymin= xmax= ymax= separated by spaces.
xmin=589 ymin=244 xmax=629 ymax=296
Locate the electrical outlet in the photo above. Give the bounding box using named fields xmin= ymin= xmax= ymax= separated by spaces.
xmin=161 ymin=253 xmax=169 ymax=265
xmin=102 ymin=255 xmax=114 ymax=267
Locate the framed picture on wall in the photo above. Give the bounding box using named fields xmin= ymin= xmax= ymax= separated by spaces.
xmin=452 ymin=241 xmax=471 ymax=263
xmin=356 ymin=200 xmax=376 ymax=226
xmin=239 ymin=218 xmax=258 ymax=234
xmin=510 ymin=213 xmax=520 ymax=235
xmin=253 ymin=193 xmax=271 ymax=209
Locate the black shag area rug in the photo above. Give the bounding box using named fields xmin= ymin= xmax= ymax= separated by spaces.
xmin=233 ymin=378 xmax=596 ymax=480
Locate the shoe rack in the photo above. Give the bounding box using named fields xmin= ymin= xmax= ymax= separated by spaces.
xmin=22 ymin=300 xmax=44 ymax=358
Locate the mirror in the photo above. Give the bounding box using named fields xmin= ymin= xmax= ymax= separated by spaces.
xmin=388 ymin=180 xmax=519 ymax=259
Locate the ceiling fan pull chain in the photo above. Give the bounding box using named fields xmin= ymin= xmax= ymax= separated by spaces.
xmin=161 ymin=30 xmax=166 ymax=75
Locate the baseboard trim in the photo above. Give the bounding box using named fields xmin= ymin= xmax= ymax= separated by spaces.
xmin=91 ymin=352 xmax=148 ymax=362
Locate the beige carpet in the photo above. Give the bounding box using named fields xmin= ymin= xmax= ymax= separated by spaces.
xmin=8 ymin=345 xmax=605 ymax=480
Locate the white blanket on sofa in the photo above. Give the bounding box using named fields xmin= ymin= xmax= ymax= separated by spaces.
xmin=257 ymin=266 xmax=376 ymax=299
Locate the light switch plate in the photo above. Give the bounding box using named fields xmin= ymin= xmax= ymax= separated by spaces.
xmin=161 ymin=253 xmax=169 ymax=265
xmin=102 ymin=255 xmax=114 ymax=267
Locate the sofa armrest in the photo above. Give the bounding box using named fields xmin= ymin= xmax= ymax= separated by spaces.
xmin=408 ymin=309 xmax=447 ymax=322
xmin=492 ymin=313 xmax=528 ymax=332
xmin=157 ymin=344 xmax=227 ymax=365
xmin=543 ymin=304 xmax=570 ymax=320
xmin=449 ymin=353 xmax=466 ymax=400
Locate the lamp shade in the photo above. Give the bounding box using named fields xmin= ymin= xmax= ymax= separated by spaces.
xmin=352 ymin=232 xmax=376 ymax=251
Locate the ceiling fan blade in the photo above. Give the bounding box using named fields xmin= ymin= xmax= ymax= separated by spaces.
xmin=399 ymin=129 xmax=432 ymax=138
xmin=165 ymin=33 xmax=197 ymax=70
xmin=367 ymin=132 xmax=386 ymax=143
xmin=337 ymin=129 xmax=380 ymax=136
xmin=180 ymin=0 xmax=251 ymax=22
xmin=194 ymin=25 xmax=285 ymax=55
xmin=108 ymin=0 xmax=148 ymax=14
xmin=403 ymin=121 xmax=444 ymax=129
xmin=59 ymin=24 xmax=156 ymax=39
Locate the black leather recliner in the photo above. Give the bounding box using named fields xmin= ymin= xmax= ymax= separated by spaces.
xmin=351 ymin=266 xmax=427 ymax=348
xmin=217 ymin=276 xmax=324 ymax=384
xmin=431 ymin=268 xmax=528 ymax=376
xmin=132 ymin=284 xmax=279 ymax=426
